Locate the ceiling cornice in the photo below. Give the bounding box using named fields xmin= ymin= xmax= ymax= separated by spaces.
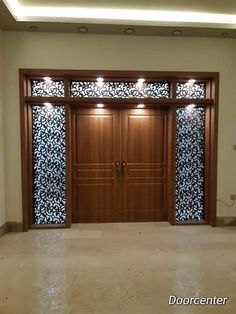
xmin=1 ymin=0 xmax=236 ymax=38
xmin=3 ymin=0 xmax=236 ymax=29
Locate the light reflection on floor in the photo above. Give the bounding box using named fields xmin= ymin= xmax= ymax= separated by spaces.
xmin=0 ymin=223 xmax=235 ymax=314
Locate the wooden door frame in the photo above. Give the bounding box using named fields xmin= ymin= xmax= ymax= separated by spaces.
xmin=19 ymin=69 xmax=219 ymax=231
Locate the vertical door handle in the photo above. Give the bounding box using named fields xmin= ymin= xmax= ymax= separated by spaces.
xmin=121 ymin=161 xmax=126 ymax=174
xmin=116 ymin=161 xmax=121 ymax=176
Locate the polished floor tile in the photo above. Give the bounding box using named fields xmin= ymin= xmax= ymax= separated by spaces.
xmin=0 ymin=223 xmax=236 ymax=313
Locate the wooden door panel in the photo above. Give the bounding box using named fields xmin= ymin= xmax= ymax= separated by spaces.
xmin=71 ymin=107 xmax=168 ymax=223
xmin=74 ymin=113 xmax=114 ymax=163
xmin=71 ymin=108 xmax=121 ymax=222
xmin=127 ymin=166 xmax=164 ymax=178
xmin=74 ymin=182 xmax=118 ymax=222
xmin=122 ymin=109 xmax=167 ymax=222
xmin=125 ymin=182 xmax=165 ymax=220
xmin=126 ymin=114 xmax=165 ymax=163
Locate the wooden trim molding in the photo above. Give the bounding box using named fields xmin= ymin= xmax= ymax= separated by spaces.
xmin=19 ymin=69 xmax=219 ymax=230
xmin=20 ymin=70 xmax=30 ymax=232
xmin=24 ymin=97 xmax=214 ymax=106
xmin=19 ymin=69 xmax=219 ymax=80
xmin=209 ymin=77 xmax=219 ymax=227
xmin=167 ymin=106 xmax=176 ymax=225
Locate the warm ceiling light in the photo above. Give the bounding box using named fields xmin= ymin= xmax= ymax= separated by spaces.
xmin=79 ymin=27 xmax=88 ymax=33
xmin=125 ymin=28 xmax=135 ymax=34
xmin=188 ymin=79 xmax=196 ymax=84
xmin=137 ymin=104 xmax=145 ymax=108
xmin=96 ymin=77 xmax=104 ymax=87
xmin=97 ymin=103 xmax=104 ymax=108
xmin=44 ymin=102 xmax=53 ymax=109
xmin=96 ymin=77 xmax=104 ymax=83
xmin=4 ymin=1 xmax=236 ymax=26
xmin=43 ymin=76 xmax=52 ymax=82
xmin=137 ymin=78 xmax=145 ymax=84
xmin=186 ymin=104 xmax=196 ymax=110
xmin=172 ymin=30 xmax=182 ymax=36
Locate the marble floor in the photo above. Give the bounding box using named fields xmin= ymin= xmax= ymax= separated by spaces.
xmin=0 ymin=223 xmax=236 ymax=314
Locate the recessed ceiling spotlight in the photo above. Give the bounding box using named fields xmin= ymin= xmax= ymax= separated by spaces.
xmin=97 ymin=103 xmax=104 ymax=108
xmin=172 ymin=30 xmax=182 ymax=36
xmin=188 ymin=79 xmax=196 ymax=84
xmin=222 ymin=32 xmax=229 ymax=37
xmin=79 ymin=27 xmax=88 ymax=33
xmin=137 ymin=104 xmax=145 ymax=108
xmin=30 ymin=26 xmax=37 ymax=31
xmin=125 ymin=28 xmax=135 ymax=35
xmin=137 ymin=78 xmax=145 ymax=84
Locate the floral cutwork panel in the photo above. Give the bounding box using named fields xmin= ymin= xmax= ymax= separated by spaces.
xmin=32 ymin=105 xmax=66 ymax=224
xmin=70 ymin=81 xmax=170 ymax=98
xmin=176 ymin=82 xmax=206 ymax=99
xmin=176 ymin=107 xmax=205 ymax=221
xmin=31 ymin=80 xmax=65 ymax=97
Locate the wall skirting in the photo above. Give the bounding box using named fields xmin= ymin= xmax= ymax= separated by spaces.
xmin=0 ymin=223 xmax=7 ymax=237
xmin=0 ymin=222 xmax=23 ymax=237
xmin=0 ymin=219 xmax=236 ymax=235
xmin=7 ymin=222 xmax=23 ymax=232
xmin=217 ymin=217 xmax=236 ymax=226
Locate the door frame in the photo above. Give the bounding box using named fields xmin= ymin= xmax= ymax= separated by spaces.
xmin=19 ymin=69 xmax=219 ymax=231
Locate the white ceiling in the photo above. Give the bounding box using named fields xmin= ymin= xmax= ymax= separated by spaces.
xmin=1 ymin=0 xmax=236 ymax=37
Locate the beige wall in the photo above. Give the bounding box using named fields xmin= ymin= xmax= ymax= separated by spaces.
xmin=0 ymin=30 xmax=6 ymax=226
xmin=2 ymin=31 xmax=236 ymax=222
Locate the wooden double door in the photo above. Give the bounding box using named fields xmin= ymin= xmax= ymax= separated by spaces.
xmin=71 ymin=107 xmax=168 ymax=223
